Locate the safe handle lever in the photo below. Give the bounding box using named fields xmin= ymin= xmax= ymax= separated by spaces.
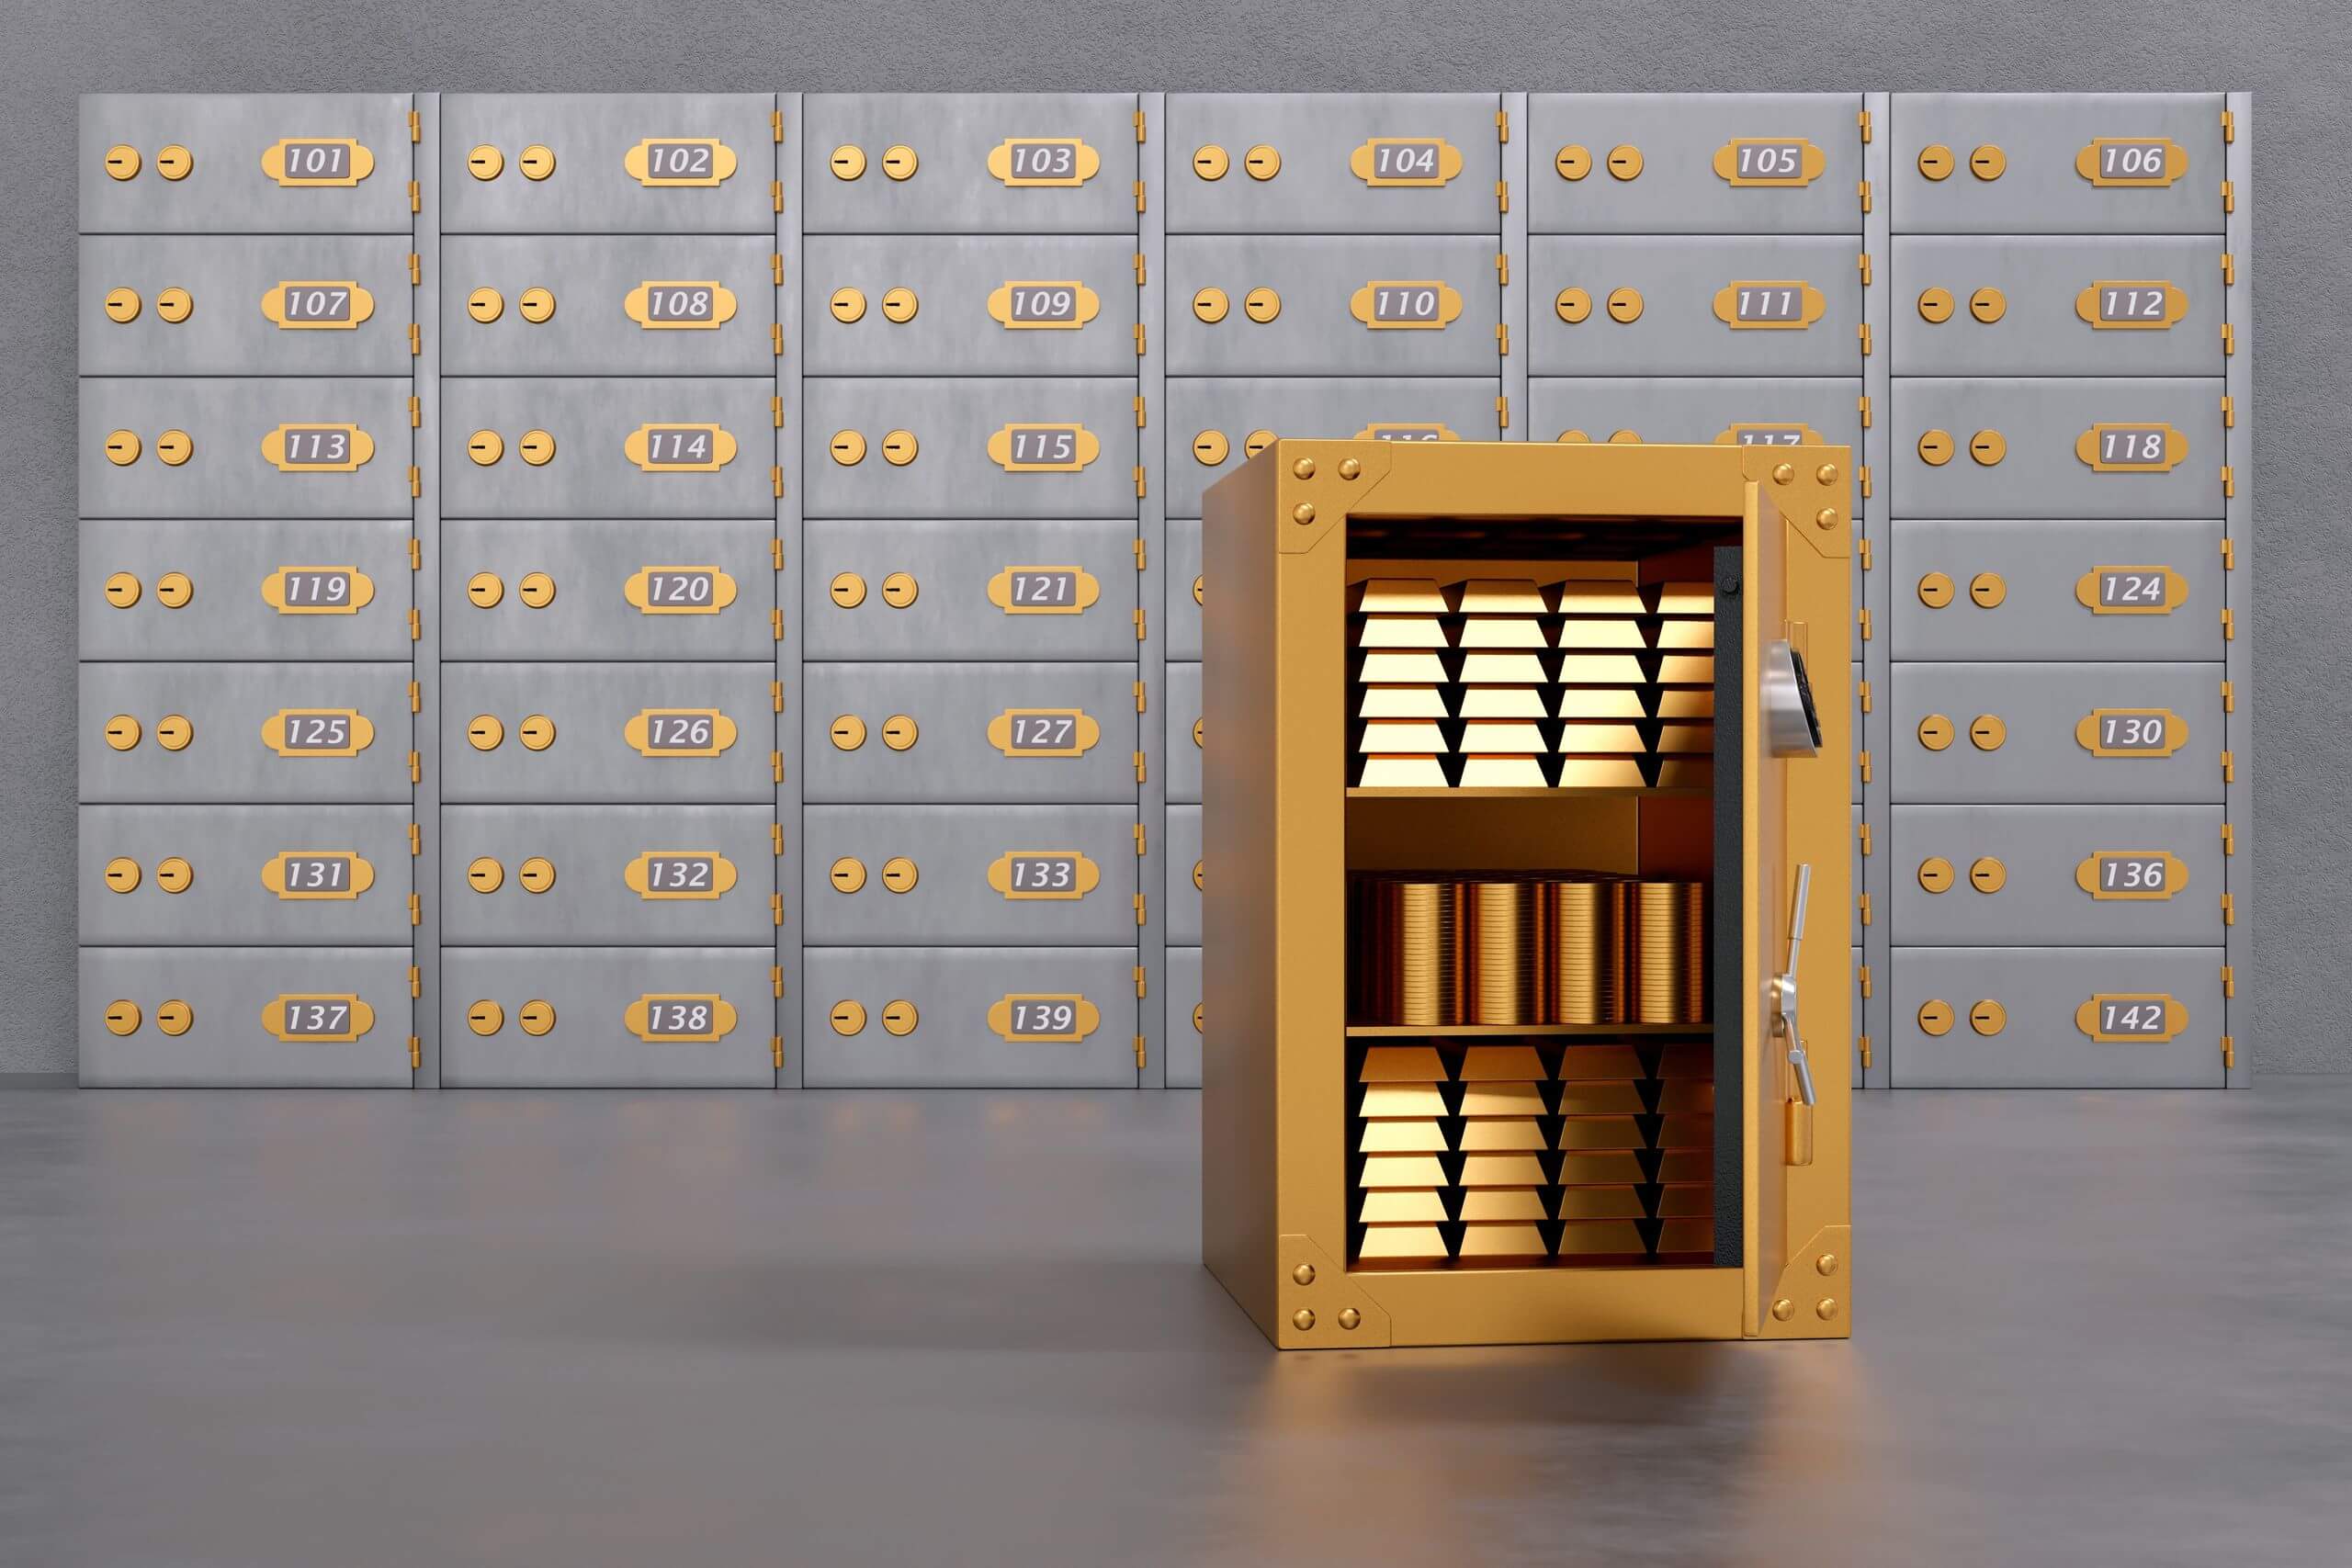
xmin=1772 ymin=863 xmax=1815 ymax=1108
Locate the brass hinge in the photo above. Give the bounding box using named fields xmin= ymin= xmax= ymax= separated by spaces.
xmin=1857 ymin=607 xmax=1871 ymax=640
xmin=2222 ymin=252 xmax=2235 ymax=286
xmin=2222 ymin=964 xmax=2236 ymax=998
xmin=771 ymin=965 xmax=784 ymax=999
xmin=1135 ymin=108 xmax=1147 ymax=143
xmin=407 ymin=893 xmax=422 ymax=926
xmin=408 ymin=108 xmax=422 ymax=142
xmin=1134 ymin=610 xmax=1147 ymax=643
xmin=1134 ymin=392 xmax=1147 ymax=426
xmin=408 ymin=394 xmax=422 ymax=428
xmin=1135 ymin=324 xmax=1148 ymax=359
xmin=772 ymin=107 xmax=785 ymax=142
xmin=2222 ymin=322 xmax=2235 ymax=356
xmin=771 ymin=893 xmax=785 ymax=927
xmin=1496 ymin=322 xmax=1510 ymax=355
xmin=771 ymin=466 xmax=785 ymax=499
xmin=2222 ymin=465 xmax=2235 ymax=499
xmin=1859 ymin=537 xmax=1873 ymax=570
xmin=2222 ymin=394 xmax=2235 ymax=429
xmin=2221 ymin=678 xmax=2235 ymax=712
xmin=1858 ymin=393 xmax=1872 ymax=429
xmin=2222 ymin=1035 xmax=2236 ymax=1070
xmin=772 ymin=323 xmax=784 ymax=357
xmin=1134 ymin=893 xmax=1148 ymax=928
xmin=772 ymin=536 xmax=786 ymax=570
xmin=1134 ymin=251 xmax=1147 ymax=285
xmin=1134 ymin=750 xmax=1148 ymax=783
xmin=2222 ymin=822 xmax=2235 ymax=855
xmin=1859 ymin=964 xmax=1872 ymax=998
xmin=408 ymin=321 xmax=421 ymax=356
xmin=1134 ymin=179 xmax=1147 ymax=214
xmin=772 ymin=253 xmax=785 ymax=286
xmin=771 ymin=822 xmax=784 ymax=855
xmin=1133 ymin=536 xmax=1148 ymax=570
xmin=1857 ymin=679 xmax=1872 ymax=715
xmin=2221 ymin=750 xmax=2235 ymax=784
xmin=409 ymin=1036 xmax=422 ymax=1070
xmin=1497 ymin=393 xmax=1510 ymax=430
xmin=2221 ymin=893 xmax=2236 ymax=926
xmin=1858 ymin=252 xmax=1872 ymax=286
xmin=2221 ymin=537 xmax=2235 ymax=570
xmin=1858 ymin=107 xmax=1873 ymax=143
xmin=1860 ymin=464 xmax=1872 ymax=499
xmin=1134 ymin=465 xmax=1147 ymax=500
xmin=771 ymin=607 xmax=784 ymax=641
xmin=408 ymin=536 xmax=422 ymax=571
xmin=408 ymin=252 xmax=422 ymax=286
xmin=1135 ymin=1034 xmax=1148 ymax=1069
xmin=2222 ymin=107 xmax=2236 ymax=143
xmin=1859 ymin=750 xmax=1872 ymax=784
xmin=771 ymin=395 xmax=784 ymax=428
xmin=408 ymin=822 xmax=422 ymax=856
xmin=1858 ymin=892 xmax=1871 ymax=927
xmin=1859 ymin=322 xmax=1872 ymax=355
xmin=409 ymin=750 xmax=423 ymax=784
xmin=1858 ymin=178 xmax=1872 ymax=214
xmin=1134 ymin=965 xmax=1148 ymax=999
xmin=1496 ymin=179 xmax=1510 ymax=214
xmin=407 ymin=680 xmax=422 ymax=714
xmin=770 ymin=180 xmax=783 ymax=214
xmin=770 ymin=680 xmax=784 ymax=713
xmin=771 ymin=750 xmax=786 ymax=784
xmin=1496 ymin=107 xmax=1510 ymax=143
xmin=2221 ymin=179 xmax=2234 ymax=215
xmin=1496 ymin=253 xmax=1510 ymax=285
xmin=407 ymin=179 xmax=421 ymax=214
xmin=1859 ymin=1034 xmax=1873 ymax=1068
xmin=409 ymin=964 xmax=422 ymax=997
xmin=772 ymin=1035 xmax=785 ymax=1069
xmin=1134 ymin=823 xmax=1148 ymax=856
xmin=408 ymin=466 xmax=422 ymax=498
xmin=1858 ymin=819 xmax=1873 ymax=854
xmin=408 ymin=607 xmax=422 ymax=641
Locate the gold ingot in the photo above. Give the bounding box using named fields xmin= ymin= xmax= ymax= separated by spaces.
xmin=466 ymin=714 xmax=504 ymax=750
xmin=829 ymin=715 xmax=866 ymax=750
xmin=1605 ymin=143 xmax=1643 ymax=179
xmin=517 ymin=714 xmax=556 ymax=750
xmin=1917 ymin=857 xmax=1955 ymax=894
xmin=1969 ymin=856 xmax=2007 ymax=893
xmin=1917 ymin=287 xmax=1955 ymax=322
xmin=155 ymin=715 xmax=191 ymax=750
xmin=1969 ymin=429 xmax=2007 ymax=465
xmin=1192 ymin=144 xmax=1229 ymax=180
xmin=517 ymin=430 xmax=556 ymax=466
xmin=518 ymin=1000 xmax=557 ymax=1036
xmin=1242 ymin=144 xmax=1280 ymax=180
xmin=1968 ymin=715 xmax=2006 ymax=750
xmin=880 ymin=999 xmax=919 ymax=1035
xmin=103 ymin=287 xmax=141 ymax=323
xmin=467 ymin=999 xmax=504 ymax=1035
xmin=1605 ymin=287 xmax=1643 ymax=323
xmin=154 ymin=571 xmax=192 ymax=607
xmin=1917 ymin=143 xmax=1955 ymax=180
xmin=829 ymin=856 xmax=867 ymax=893
xmin=1192 ymin=287 xmax=1229 ymax=323
xmin=1555 ymin=144 xmax=1592 ymax=180
xmin=1969 ymin=287 xmax=2007 ymax=323
xmin=1192 ymin=430 xmax=1229 ymax=465
xmin=879 ymin=571 xmax=917 ymax=608
xmin=829 ymin=999 xmax=866 ymax=1035
xmin=880 ymin=144 xmax=918 ymax=180
xmin=103 ymin=714 xmax=141 ymax=750
xmin=829 ymin=287 xmax=867 ymax=322
xmin=517 ymin=144 xmax=556 ymax=180
xmin=517 ymin=287 xmax=555 ymax=323
xmin=880 ymin=715 xmax=919 ymax=750
xmin=517 ymin=856 xmax=556 ymax=893
xmin=466 ymin=856 xmax=504 ymax=893
xmin=1969 ymin=571 xmax=2007 ymax=608
xmin=103 ymin=999 xmax=141 ymax=1035
xmin=1917 ymin=430 xmax=1954 ymax=466
xmin=466 ymin=287 xmax=504 ymax=323
xmin=103 ymin=856 xmax=141 ymax=893
xmin=466 ymin=144 xmax=504 ymax=180
xmin=879 ymin=287 xmax=918 ymax=322
xmin=154 ymin=430 xmax=192 ymax=466
xmin=1969 ymin=999 xmax=2007 ymax=1035
xmin=1242 ymin=287 xmax=1281 ymax=323
xmin=1968 ymin=144 xmax=2007 ymax=180
xmin=155 ymin=288 xmax=193 ymax=323
xmin=1555 ymin=287 xmax=1591 ymax=323
xmin=466 ymin=571 xmax=504 ymax=608
xmin=830 ymin=430 xmax=867 ymax=465
xmin=1917 ymin=998 xmax=1955 ymax=1035
xmin=829 ymin=571 xmax=867 ymax=608
xmin=830 ymin=145 xmax=867 ymax=180
xmin=155 ymin=1000 xmax=193 ymax=1036
xmin=467 ymin=429 xmax=504 ymax=466
xmin=516 ymin=571 xmax=555 ymax=608
xmin=156 ymin=145 xmax=193 ymax=180
xmin=1243 ymin=429 xmax=1276 ymax=457
xmin=1917 ymin=571 xmax=1954 ymax=607
xmin=155 ymin=857 xmax=192 ymax=893
xmin=1917 ymin=714 xmax=1954 ymax=750
xmin=880 ymin=430 xmax=918 ymax=466
xmin=104 ymin=430 xmax=141 ymax=466
xmin=103 ymin=570 xmax=141 ymax=608
xmin=103 ymin=144 xmax=141 ymax=180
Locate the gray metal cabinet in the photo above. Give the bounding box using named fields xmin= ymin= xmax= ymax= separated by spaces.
xmin=1165 ymin=377 xmax=1501 ymax=518
xmin=1890 ymin=94 xmax=2227 ymax=235
xmin=1888 ymin=518 xmax=2224 ymax=663
xmin=81 ymin=377 xmax=416 ymax=520
xmin=80 ymin=946 xmax=415 ymax=1088
xmin=1528 ymin=235 xmax=1863 ymax=377
xmin=80 ymin=806 xmax=415 ymax=946
xmin=440 ymin=95 xmax=778 ymax=234
xmin=803 ymin=378 xmax=1137 ymax=520
xmin=1891 ymin=378 xmax=2223 ymax=519
xmin=441 ymin=519 xmax=778 ymax=662
xmin=1890 ymin=662 xmax=2223 ymax=805
xmin=1888 ymin=804 xmax=2225 ymax=946
xmin=800 ymin=946 xmax=1140 ymax=1087
xmin=441 ymin=806 xmax=778 ymax=945
xmin=441 ymin=377 xmax=777 ymax=520
xmin=82 ymin=94 xmax=416 ymax=235
xmin=1525 ymin=377 xmax=1861 ymax=453
xmin=1527 ymin=93 xmax=1864 ymax=235
xmin=1890 ymin=236 xmax=2226 ymax=378
xmin=804 ymin=235 xmax=1139 ymax=376
xmin=1166 ymin=236 xmax=1502 ymax=377
xmin=440 ymin=661 xmax=775 ymax=805
xmin=1890 ymin=945 xmax=2225 ymax=1088
xmin=1166 ymin=94 xmax=1503 ymax=235
xmin=1166 ymin=944 xmax=1202 ymax=1089
xmin=801 ymin=662 xmax=1137 ymax=806
xmin=1166 ymin=660 xmax=1202 ymax=806
xmin=802 ymin=519 xmax=1137 ymax=663
xmin=801 ymin=805 xmax=1139 ymax=946
xmin=802 ymin=94 xmax=1139 ymax=235
xmin=440 ymin=946 xmax=777 ymax=1087
xmin=81 ymin=519 xmax=414 ymax=662
xmin=1166 ymin=518 xmax=1203 ymax=660
xmin=80 ymin=235 xmax=415 ymax=377
xmin=441 ymin=236 xmax=778 ymax=376
xmin=1167 ymin=804 xmax=1202 ymax=945
xmin=81 ymin=661 xmax=414 ymax=805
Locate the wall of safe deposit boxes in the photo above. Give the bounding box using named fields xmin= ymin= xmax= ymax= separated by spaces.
xmin=76 ymin=91 xmax=2253 ymax=1089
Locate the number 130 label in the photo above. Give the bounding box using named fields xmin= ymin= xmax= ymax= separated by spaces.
xmin=2075 ymin=708 xmax=2188 ymax=758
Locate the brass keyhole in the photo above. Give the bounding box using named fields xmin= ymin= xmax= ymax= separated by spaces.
xmin=517 ymin=430 xmax=556 ymax=466
xmin=517 ymin=857 xmax=556 ymax=893
xmin=880 ymin=715 xmax=919 ymax=750
xmin=879 ymin=145 xmax=918 ymax=181
xmin=466 ymin=144 xmax=504 ymax=180
xmin=880 ymin=430 xmax=918 ymax=466
xmin=1242 ymin=144 xmax=1280 ymax=180
xmin=467 ymin=288 xmax=504 ymax=323
xmin=1555 ymin=144 xmax=1592 ymax=180
xmin=153 ymin=430 xmax=192 ymax=466
xmin=1968 ymin=287 xmax=2007 ymax=323
xmin=467 ymin=1000 xmax=504 ymax=1035
xmin=830 ymin=431 xmax=867 ymax=466
xmin=1605 ymin=287 xmax=1644 ymax=323
xmin=154 ymin=857 xmax=192 ymax=893
xmin=1917 ymin=714 xmax=1954 ymax=751
xmin=103 ymin=287 xmax=142 ymax=323
xmin=1917 ymin=572 xmax=1955 ymax=608
xmin=517 ymin=715 xmax=556 ymax=750
xmin=1917 ymin=857 xmax=1955 ymax=893
xmin=829 ymin=571 xmax=868 ymax=608
xmin=1969 ymin=431 xmax=2007 ymax=466
xmin=517 ymin=145 xmax=556 ymax=181
xmin=1968 ymin=715 xmax=2006 ymax=750
xmin=467 ymin=430 xmax=504 ymax=466
xmin=829 ymin=715 xmax=866 ymax=750
xmin=1968 ymin=999 xmax=2007 ymax=1034
xmin=880 ymin=999 xmax=919 ymax=1035
xmin=467 ymin=856 xmax=504 ymax=893
xmin=830 ymin=145 xmax=867 ymax=180
xmin=1968 ymin=144 xmax=2007 ymax=180
xmin=104 ymin=570 xmax=141 ymax=608
xmin=1192 ymin=431 xmax=1229 ymax=465
xmin=155 ymin=146 xmax=192 ymax=181
xmin=1917 ymin=430 xmax=1954 ymax=466
xmin=1605 ymin=144 xmax=1643 ymax=180
xmin=1917 ymin=288 xmax=1955 ymax=322
xmin=1192 ymin=288 xmax=1229 ymax=324
xmin=1917 ymin=999 xmax=1955 ymax=1035
xmin=517 ymin=288 xmax=555 ymax=323
xmin=879 ymin=572 xmax=918 ymax=608
xmin=1555 ymin=287 xmax=1591 ymax=323
xmin=829 ymin=856 xmax=867 ymax=893
xmin=1969 ymin=857 xmax=2007 ymax=893
xmin=467 ymin=571 xmax=505 ymax=608
xmin=518 ymin=1000 xmax=557 ymax=1035
xmin=103 ymin=856 xmax=142 ymax=893
xmin=880 ymin=856 xmax=918 ymax=893
xmin=1968 ymin=572 xmax=2007 ymax=608
xmin=1243 ymin=430 xmax=1277 ymax=457
xmin=829 ymin=999 xmax=866 ymax=1035
xmin=154 ymin=572 xmax=192 ymax=607
xmin=830 ymin=287 xmax=867 ymax=323
xmin=1242 ymin=287 xmax=1281 ymax=323
xmin=516 ymin=571 xmax=556 ymax=608
xmin=1192 ymin=145 xmax=1229 ymax=180
xmin=879 ymin=288 xmax=918 ymax=322
xmin=1917 ymin=144 xmax=1955 ymax=180
xmin=154 ymin=716 xmax=191 ymax=751
xmin=466 ymin=715 xmax=504 ymax=750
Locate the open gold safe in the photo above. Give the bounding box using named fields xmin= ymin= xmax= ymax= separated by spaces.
xmin=1201 ymin=440 xmax=1852 ymax=1348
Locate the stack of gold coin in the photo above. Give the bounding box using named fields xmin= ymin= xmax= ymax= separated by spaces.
xmin=1542 ymin=875 xmax=1630 ymax=1023
xmin=1373 ymin=877 xmax=1464 ymax=1027
xmin=1466 ymin=878 xmax=1541 ymax=1025
xmin=1634 ymin=880 xmax=1708 ymax=1024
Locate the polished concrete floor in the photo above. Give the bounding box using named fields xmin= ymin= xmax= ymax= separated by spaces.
xmin=3 ymin=1081 xmax=2348 ymax=1567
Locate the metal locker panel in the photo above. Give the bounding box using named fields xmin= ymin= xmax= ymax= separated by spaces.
xmin=80 ymin=94 xmax=415 ymax=235
xmin=1165 ymin=93 xmax=1502 ymax=235
xmin=802 ymin=518 xmax=1138 ymax=663
xmin=442 ymin=519 xmax=777 ymax=661
xmin=440 ymin=946 xmax=776 ymax=1088
xmin=800 ymin=947 xmax=1140 ymax=1088
xmin=1890 ymin=661 xmax=2223 ymax=805
xmin=80 ymin=946 xmax=414 ymax=1088
xmin=1167 ymin=517 xmax=1203 ymax=661
xmin=80 ymin=661 xmax=413 ymax=805
xmin=1850 ymin=944 xmax=1865 ymax=1091
xmin=81 ymin=519 xmax=413 ymax=662
xmin=441 ymin=377 xmax=776 ymax=520
xmin=1167 ymin=660 xmax=1203 ymax=806
xmin=1526 ymin=377 xmax=1861 ymax=453
xmin=801 ymin=662 xmax=1138 ymax=806
xmin=1166 ymin=377 xmax=1500 ymax=520
xmin=1166 ymin=236 xmax=1502 ymax=377
xmin=1889 ymin=517 xmax=2225 ymax=663
xmin=801 ymin=94 xmax=1139 ymax=235
xmin=1167 ymin=945 xmax=1202 ymax=1089
xmin=440 ymin=661 xmax=775 ymax=805
xmin=1851 ymin=660 xmax=1865 ymax=805
xmin=803 ymin=378 xmax=1137 ymax=519
xmin=439 ymin=94 xmax=777 ymax=235
xmin=804 ymin=235 xmax=1139 ymax=376
xmin=1889 ymin=804 xmax=2225 ymax=947
xmin=1890 ymin=945 xmax=2224 ymax=1088
xmin=79 ymin=235 xmax=414 ymax=377
xmin=801 ymin=805 xmax=1139 ymax=946
xmin=1890 ymin=236 xmax=2226 ymax=378
xmin=1528 ymin=235 xmax=1863 ymax=377
xmin=1526 ymin=93 xmax=1864 ymax=236
xmin=79 ymin=805 xmax=414 ymax=946
xmin=1168 ymin=804 xmax=1202 ymax=946
xmin=441 ymin=806 xmax=775 ymax=944
xmin=1891 ymin=378 xmax=2223 ymax=519
xmin=441 ymin=236 xmax=778 ymax=376
xmin=80 ymin=377 xmax=415 ymax=520
xmin=1889 ymin=94 xmax=2227 ymax=235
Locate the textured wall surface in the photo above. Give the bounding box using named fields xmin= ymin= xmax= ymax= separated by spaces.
xmin=5 ymin=0 xmax=2339 ymax=1073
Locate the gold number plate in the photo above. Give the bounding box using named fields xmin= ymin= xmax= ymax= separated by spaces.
xmin=260 ymin=139 xmax=375 ymax=186
xmin=261 ymin=565 xmax=375 ymax=615
xmin=1349 ymin=281 xmax=1464 ymax=331
xmin=2075 ymin=423 xmax=2188 ymax=473
xmin=623 ymin=281 xmax=739 ymax=330
xmin=1349 ymin=137 xmax=1465 ymax=187
xmin=987 ymin=708 xmax=1102 ymax=758
xmin=1716 ymin=423 xmax=1826 ymax=446
xmin=1712 ymin=281 xmax=1828 ymax=331
xmin=986 ymin=566 xmax=1101 ymax=615
xmin=1712 ymin=138 xmax=1827 ymax=186
xmin=624 ymin=709 xmax=739 ymax=758
xmin=260 ymin=852 xmax=375 ymax=900
xmin=985 ymin=281 xmax=1102 ymax=331
xmin=1357 ymin=423 xmax=1459 ymax=442
xmin=624 ymin=994 xmax=739 ymax=1042
xmin=2074 ymin=994 xmax=2188 ymax=1043
xmin=260 ymin=281 xmax=375 ymax=330
xmin=2075 ymin=851 xmax=2188 ymax=901
xmin=2074 ymin=566 xmax=2188 ymax=615
xmin=624 ymin=851 xmax=740 ymax=900
xmin=986 ymin=994 xmax=1102 ymax=1043
xmin=2074 ymin=708 xmax=2188 ymax=758
xmin=262 ymin=424 xmax=375 ymax=473
xmin=2075 ymin=280 xmax=2189 ymax=330
xmin=2075 ymin=137 xmax=2189 ymax=187
xmin=986 ymin=851 xmax=1102 ymax=901
xmin=624 ymin=138 xmax=738 ymax=186
xmin=987 ymin=138 xmax=1102 ymax=187
xmin=625 ymin=423 xmax=738 ymax=472
xmin=986 ymin=424 xmax=1100 ymax=473
xmin=624 ymin=566 xmax=739 ymax=615
xmin=261 ymin=709 xmax=375 ymax=758
xmin=261 ymin=994 xmax=375 ymax=1042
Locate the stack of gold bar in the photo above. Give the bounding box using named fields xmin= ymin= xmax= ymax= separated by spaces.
xmin=1648 ymin=581 xmax=1715 ymax=788
xmin=1453 ymin=1043 xmax=1551 ymax=1264
xmin=1652 ymin=1043 xmax=1717 ymax=1258
xmin=1634 ymin=880 xmax=1708 ymax=1024
xmin=1553 ymin=581 xmax=1652 ymax=788
xmin=1540 ymin=875 xmax=1631 ymax=1024
xmin=1466 ymin=878 xmax=1541 ymax=1026
xmin=1454 ymin=580 xmax=1553 ymax=786
xmin=1351 ymin=579 xmax=1454 ymax=787
xmin=1555 ymin=1043 xmax=1653 ymax=1262
xmin=1354 ymin=1044 xmax=1453 ymax=1266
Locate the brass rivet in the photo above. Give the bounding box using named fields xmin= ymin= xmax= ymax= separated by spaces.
xmin=1338 ymin=457 xmax=1361 ymax=479
xmin=1291 ymin=1308 xmax=1315 ymax=1331
xmin=1292 ymin=457 xmax=1316 ymax=479
xmin=1816 ymin=1297 xmax=1840 ymax=1321
xmin=1771 ymin=1297 xmax=1796 ymax=1321
xmin=1816 ymin=463 xmax=1839 ymax=486
xmin=1816 ymin=1253 xmax=1839 ymax=1277
xmin=1292 ymin=502 xmax=1315 ymax=525
xmin=1771 ymin=463 xmax=1795 ymax=485
xmin=1292 ymin=1263 xmax=1316 ymax=1286
xmin=1815 ymin=507 xmax=1838 ymax=529
xmin=1337 ymin=1307 xmax=1362 ymax=1330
